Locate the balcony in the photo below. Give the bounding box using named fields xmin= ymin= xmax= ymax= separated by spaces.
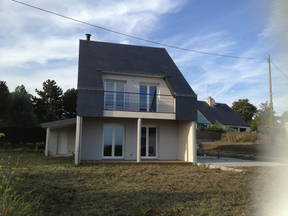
xmin=104 ymin=91 xmax=175 ymax=113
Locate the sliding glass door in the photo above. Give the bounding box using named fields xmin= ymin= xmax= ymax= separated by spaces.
xmin=103 ymin=124 xmax=124 ymax=158
xmin=141 ymin=126 xmax=157 ymax=158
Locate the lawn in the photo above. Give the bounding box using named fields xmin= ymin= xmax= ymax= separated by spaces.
xmin=0 ymin=150 xmax=256 ymax=216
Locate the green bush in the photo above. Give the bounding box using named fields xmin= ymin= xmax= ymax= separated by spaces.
xmin=0 ymin=157 xmax=41 ymax=216
xmin=199 ymin=123 xmax=224 ymax=132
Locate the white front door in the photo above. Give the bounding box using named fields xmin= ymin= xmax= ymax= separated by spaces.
xmin=103 ymin=124 xmax=124 ymax=159
xmin=141 ymin=126 xmax=157 ymax=158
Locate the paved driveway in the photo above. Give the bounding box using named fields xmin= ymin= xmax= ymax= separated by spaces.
xmin=197 ymin=156 xmax=288 ymax=168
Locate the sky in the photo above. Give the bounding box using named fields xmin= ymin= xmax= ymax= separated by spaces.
xmin=0 ymin=0 xmax=287 ymax=115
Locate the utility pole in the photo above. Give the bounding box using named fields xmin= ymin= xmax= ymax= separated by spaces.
xmin=268 ymin=55 xmax=273 ymax=110
xmin=267 ymin=56 xmax=274 ymax=133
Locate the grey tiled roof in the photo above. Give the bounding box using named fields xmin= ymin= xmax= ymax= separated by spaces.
xmin=77 ymin=40 xmax=197 ymax=120
xmin=197 ymin=101 xmax=249 ymax=127
xmin=77 ymin=40 xmax=196 ymax=96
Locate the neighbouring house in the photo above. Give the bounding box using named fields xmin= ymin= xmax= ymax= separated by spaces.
xmin=197 ymin=97 xmax=250 ymax=132
xmin=41 ymin=34 xmax=198 ymax=164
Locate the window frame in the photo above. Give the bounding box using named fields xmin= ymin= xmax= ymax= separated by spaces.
xmin=102 ymin=124 xmax=125 ymax=159
xmin=139 ymin=84 xmax=158 ymax=112
xmin=141 ymin=125 xmax=158 ymax=159
xmin=104 ymin=80 xmax=126 ymax=110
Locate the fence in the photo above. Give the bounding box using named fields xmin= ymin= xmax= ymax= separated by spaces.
xmin=104 ymin=91 xmax=175 ymax=113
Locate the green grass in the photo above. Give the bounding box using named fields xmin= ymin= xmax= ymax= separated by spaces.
xmin=0 ymin=150 xmax=256 ymax=216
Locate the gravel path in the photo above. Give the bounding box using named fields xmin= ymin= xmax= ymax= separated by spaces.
xmin=197 ymin=156 xmax=288 ymax=168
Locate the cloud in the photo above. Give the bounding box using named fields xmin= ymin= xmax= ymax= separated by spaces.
xmin=159 ymin=9 xmax=287 ymax=115
xmin=162 ymin=31 xmax=268 ymax=106
xmin=0 ymin=36 xmax=78 ymax=66
xmin=1 ymin=0 xmax=286 ymax=115
xmin=4 ymin=65 xmax=78 ymax=94
xmin=258 ymin=0 xmax=288 ymax=114
xmin=259 ymin=0 xmax=288 ymax=48
xmin=0 ymin=0 xmax=186 ymax=93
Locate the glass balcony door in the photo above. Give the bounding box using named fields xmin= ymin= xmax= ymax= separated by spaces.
xmin=139 ymin=85 xmax=157 ymax=112
xmin=104 ymin=80 xmax=125 ymax=110
xmin=141 ymin=126 xmax=157 ymax=158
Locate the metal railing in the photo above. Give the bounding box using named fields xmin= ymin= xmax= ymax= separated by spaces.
xmin=104 ymin=91 xmax=175 ymax=113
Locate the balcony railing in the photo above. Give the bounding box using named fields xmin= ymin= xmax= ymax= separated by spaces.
xmin=104 ymin=91 xmax=175 ymax=113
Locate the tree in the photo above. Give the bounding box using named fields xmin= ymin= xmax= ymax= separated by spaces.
xmin=232 ymin=99 xmax=257 ymax=123
xmin=0 ymin=81 xmax=10 ymax=120
xmin=8 ymin=85 xmax=37 ymax=127
xmin=252 ymin=102 xmax=275 ymax=132
xmin=33 ymin=79 xmax=63 ymax=122
xmin=281 ymin=111 xmax=288 ymax=125
xmin=63 ymin=88 xmax=77 ymax=118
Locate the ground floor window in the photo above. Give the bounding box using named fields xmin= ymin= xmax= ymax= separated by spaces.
xmin=103 ymin=124 xmax=124 ymax=158
xmin=141 ymin=126 xmax=157 ymax=158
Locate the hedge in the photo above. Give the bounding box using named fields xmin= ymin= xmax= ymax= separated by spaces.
xmin=197 ymin=130 xmax=222 ymax=140
xmin=0 ymin=127 xmax=46 ymax=144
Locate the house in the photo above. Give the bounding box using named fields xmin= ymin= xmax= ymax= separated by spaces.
xmin=197 ymin=97 xmax=250 ymax=132
xmin=41 ymin=34 xmax=198 ymax=164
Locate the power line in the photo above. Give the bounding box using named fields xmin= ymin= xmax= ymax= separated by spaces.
xmin=271 ymin=61 xmax=288 ymax=80
xmin=11 ymin=0 xmax=265 ymax=60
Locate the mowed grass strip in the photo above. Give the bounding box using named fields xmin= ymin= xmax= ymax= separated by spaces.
xmin=0 ymin=150 xmax=255 ymax=216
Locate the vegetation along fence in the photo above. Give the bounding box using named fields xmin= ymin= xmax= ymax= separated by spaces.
xmin=197 ymin=130 xmax=222 ymax=140
xmin=0 ymin=127 xmax=46 ymax=147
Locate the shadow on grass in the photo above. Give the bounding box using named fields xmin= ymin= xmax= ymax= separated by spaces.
xmin=23 ymin=186 xmax=248 ymax=216
xmin=18 ymin=171 xmax=250 ymax=216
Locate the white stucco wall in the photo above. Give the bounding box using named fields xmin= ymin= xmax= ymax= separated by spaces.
xmin=81 ymin=117 xmax=102 ymax=160
xmin=102 ymin=73 xmax=172 ymax=95
xmin=80 ymin=117 xmax=180 ymax=161
xmin=142 ymin=119 xmax=178 ymax=160
xmin=102 ymin=73 xmax=175 ymax=114
xmin=46 ymin=117 xmax=196 ymax=162
xmin=103 ymin=110 xmax=176 ymax=120
xmin=178 ymin=122 xmax=188 ymax=161
xmin=47 ymin=129 xmax=58 ymax=156
xmin=46 ymin=126 xmax=75 ymax=156
xmin=177 ymin=121 xmax=197 ymax=162
xmin=81 ymin=117 xmax=138 ymax=160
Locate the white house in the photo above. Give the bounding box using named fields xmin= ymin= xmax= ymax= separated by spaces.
xmin=41 ymin=35 xmax=198 ymax=165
